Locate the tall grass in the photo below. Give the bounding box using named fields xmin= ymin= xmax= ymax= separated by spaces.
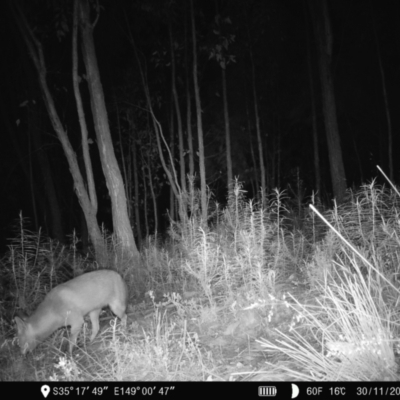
xmin=2 ymin=181 xmax=400 ymax=381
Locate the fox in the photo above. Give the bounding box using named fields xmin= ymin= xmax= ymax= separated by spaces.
xmin=15 ymin=269 xmax=128 ymax=354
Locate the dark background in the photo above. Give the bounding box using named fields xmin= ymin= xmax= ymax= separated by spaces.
xmin=1 ymin=0 xmax=399 ymax=251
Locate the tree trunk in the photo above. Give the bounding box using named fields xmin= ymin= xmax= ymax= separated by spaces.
xmin=186 ymin=81 xmax=195 ymax=178
xmin=169 ymin=107 xmax=176 ymax=221
xmin=27 ymin=118 xmax=38 ymax=231
xmin=190 ymin=0 xmax=208 ymax=223
xmin=222 ymin=67 xmax=233 ymax=191
xmin=250 ymin=49 xmax=266 ymax=207
xmin=244 ymin=6 xmax=266 ymax=206
xmin=116 ymin=99 xmax=131 ymax=219
xmin=13 ymin=1 xmax=108 ymax=262
xmin=310 ymin=0 xmax=346 ymax=203
xmin=371 ymin=2 xmax=393 ymax=180
xmin=185 ymin=6 xmax=195 ymax=178
xmin=244 ymin=80 xmax=259 ymax=203
xmin=169 ymin=23 xmax=187 ymax=194
xmin=145 ymin=145 xmax=158 ymax=233
xmin=131 ymin=129 xmax=142 ymax=248
xmin=73 ymin=0 xmax=97 ymax=215
xmin=78 ymin=0 xmax=138 ymax=260
xmin=277 ymin=117 xmax=281 ymax=188
xmin=304 ymin=1 xmax=321 ymax=197
xmin=141 ymin=153 xmax=149 ymax=237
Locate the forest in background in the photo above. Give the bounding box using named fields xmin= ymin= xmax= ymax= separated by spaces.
xmin=1 ymin=0 xmax=399 ymax=382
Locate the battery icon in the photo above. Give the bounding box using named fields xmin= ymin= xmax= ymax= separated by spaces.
xmin=258 ymin=386 xmax=277 ymax=397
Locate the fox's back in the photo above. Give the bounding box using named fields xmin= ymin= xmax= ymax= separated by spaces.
xmin=51 ymin=270 xmax=128 ymax=314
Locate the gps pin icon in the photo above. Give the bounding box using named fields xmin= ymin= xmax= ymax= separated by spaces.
xmin=41 ymin=385 xmax=50 ymax=398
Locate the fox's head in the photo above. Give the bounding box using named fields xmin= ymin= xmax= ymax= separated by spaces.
xmin=15 ymin=316 xmax=38 ymax=354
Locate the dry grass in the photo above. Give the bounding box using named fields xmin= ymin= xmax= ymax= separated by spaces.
xmin=1 ymin=181 xmax=400 ymax=381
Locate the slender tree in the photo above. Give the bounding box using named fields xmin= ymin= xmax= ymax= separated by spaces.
xmin=209 ymin=14 xmax=236 ymax=192
xmin=78 ymin=0 xmax=138 ymax=259
xmin=304 ymin=1 xmax=321 ymax=197
xmin=244 ymin=6 xmax=266 ymax=207
xmin=125 ymin=16 xmax=181 ymax=206
xmin=130 ymin=122 xmax=142 ymax=248
xmin=190 ymin=0 xmax=207 ymax=223
xmin=143 ymin=136 xmax=159 ymax=233
xmin=169 ymin=103 xmax=176 ymax=221
xmin=169 ymin=22 xmax=187 ymax=194
xmin=310 ymin=0 xmax=346 ymax=203
xmin=184 ymin=4 xmax=195 ymax=178
xmin=13 ymin=2 xmax=106 ymax=261
xmin=370 ymin=1 xmax=393 ymax=180
xmin=249 ymin=42 xmax=266 ymax=207
xmin=13 ymin=0 xmax=139 ymax=263
xmin=115 ymin=97 xmax=131 ymax=219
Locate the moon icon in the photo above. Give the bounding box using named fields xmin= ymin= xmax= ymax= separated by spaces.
xmin=291 ymin=383 xmax=299 ymax=398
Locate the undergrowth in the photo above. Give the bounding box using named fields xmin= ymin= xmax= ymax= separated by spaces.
xmin=1 ymin=181 xmax=400 ymax=381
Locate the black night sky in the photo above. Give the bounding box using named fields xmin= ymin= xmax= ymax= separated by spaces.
xmin=1 ymin=0 xmax=400 ymax=251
